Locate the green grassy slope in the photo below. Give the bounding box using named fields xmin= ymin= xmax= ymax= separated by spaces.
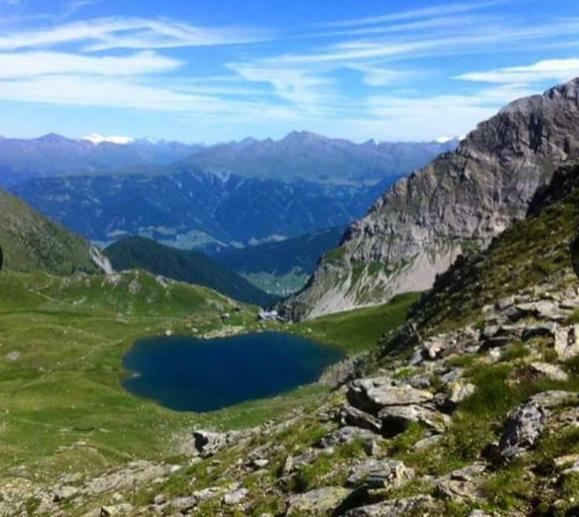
xmin=105 ymin=236 xmax=277 ymax=307
xmin=0 ymin=270 xmax=310 ymax=480
xmin=298 ymin=292 xmax=421 ymax=354
xmin=0 ymin=189 xmax=98 ymax=274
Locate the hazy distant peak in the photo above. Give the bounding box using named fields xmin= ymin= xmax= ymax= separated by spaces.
xmin=35 ymin=133 xmax=71 ymax=144
xmin=83 ymin=134 xmax=135 ymax=145
xmin=282 ymin=130 xmax=327 ymax=143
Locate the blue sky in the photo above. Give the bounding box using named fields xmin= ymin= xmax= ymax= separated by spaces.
xmin=1 ymin=0 xmax=579 ymax=143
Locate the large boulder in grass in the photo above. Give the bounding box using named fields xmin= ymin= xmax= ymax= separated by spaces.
xmin=344 ymin=495 xmax=436 ymax=516
xmin=554 ymin=325 xmax=579 ymax=359
xmin=379 ymin=404 xmax=451 ymax=435
xmin=191 ymin=430 xmax=228 ymax=457
xmin=346 ymin=458 xmax=415 ymax=488
xmin=499 ymin=391 xmax=578 ymax=459
xmin=347 ymin=377 xmax=433 ymax=414
xmin=286 ymin=487 xmax=351 ymax=515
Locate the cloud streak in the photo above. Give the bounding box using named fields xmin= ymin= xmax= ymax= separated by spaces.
xmin=0 ymin=50 xmax=182 ymax=78
xmin=317 ymin=0 xmax=508 ymax=29
xmin=0 ymin=16 xmax=269 ymax=51
xmin=457 ymin=58 xmax=579 ymax=84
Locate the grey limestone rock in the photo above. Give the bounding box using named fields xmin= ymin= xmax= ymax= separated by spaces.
xmin=284 ymin=78 xmax=579 ymax=320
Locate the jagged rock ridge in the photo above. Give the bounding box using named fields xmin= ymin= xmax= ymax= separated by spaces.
xmin=282 ymin=77 xmax=579 ymax=320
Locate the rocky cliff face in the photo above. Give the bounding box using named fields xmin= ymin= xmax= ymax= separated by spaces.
xmin=282 ymin=78 xmax=579 ymax=320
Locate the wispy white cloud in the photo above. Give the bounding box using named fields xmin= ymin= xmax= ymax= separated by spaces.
xmin=269 ymin=20 xmax=579 ymax=66
xmin=351 ymin=66 xmax=415 ymax=87
xmin=456 ymin=58 xmax=579 ymax=84
xmin=317 ymin=0 xmax=507 ymax=29
xmin=0 ymin=73 xmax=302 ymax=121
xmin=359 ymin=84 xmax=534 ymax=141
xmin=228 ymin=63 xmax=334 ymax=113
xmin=0 ymin=50 xmax=181 ymax=78
xmin=0 ymin=16 xmax=269 ymax=51
xmin=316 ymin=15 xmax=497 ymax=38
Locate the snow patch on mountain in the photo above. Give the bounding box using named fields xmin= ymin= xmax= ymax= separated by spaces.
xmin=83 ymin=134 xmax=135 ymax=145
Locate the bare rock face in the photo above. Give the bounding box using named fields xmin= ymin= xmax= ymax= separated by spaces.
xmin=283 ymin=78 xmax=579 ymax=320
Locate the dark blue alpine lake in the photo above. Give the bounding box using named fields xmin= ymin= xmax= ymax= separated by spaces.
xmin=122 ymin=332 xmax=344 ymax=412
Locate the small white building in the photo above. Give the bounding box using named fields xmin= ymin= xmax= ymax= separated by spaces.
xmin=258 ymin=309 xmax=279 ymax=321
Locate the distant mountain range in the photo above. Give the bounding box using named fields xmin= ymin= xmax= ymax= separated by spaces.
xmin=7 ymin=132 xmax=457 ymax=251
xmin=105 ymin=236 xmax=276 ymax=306
xmin=0 ymin=130 xmax=458 ymax=187
xmin=173 ymin=131 xmax=459 ymax=184
xmin=0 ymin=133 xmax=200 ymax=187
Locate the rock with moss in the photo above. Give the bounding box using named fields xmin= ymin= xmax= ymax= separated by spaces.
xmin=286 ymin=486 xmax=351 ymax=515
xmin=379 ymin=404 xmax=450 ymax=434
xmin=344 ymin=495 xmax=436 ymax=516
xmin=499 ymin=391 xmax=578 ymax=459
xmin=435 ymin=464 xmax=486 ymax=503
xmin=346 ymin=458 xmax=414 ymax=489
xmin=347 ymin=378 xmax=434 ymax=414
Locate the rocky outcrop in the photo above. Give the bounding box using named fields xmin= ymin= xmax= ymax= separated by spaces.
xmin=499 ymin=391 xmax=579 ymax=459
xmin=283 ymin=77 xmax=579 ymax=320
xmin=344 ymin=495 xmax=436 ymax=516
xmin=286 ymin=486 xmax=351 ymax=515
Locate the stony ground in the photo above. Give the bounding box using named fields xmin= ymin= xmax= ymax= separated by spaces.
xmin=6 ymin=274 xmax=577 ymax=516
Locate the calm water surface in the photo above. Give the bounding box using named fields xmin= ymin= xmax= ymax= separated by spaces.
xmin=122 ymin=332 xmax=344 ymax=412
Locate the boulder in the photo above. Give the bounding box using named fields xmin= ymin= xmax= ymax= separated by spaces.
xmin=481 ymin=325 xmax=515 ymax=348
xmin=379 ymin=404 xmax=450 ymax=435
xmin=191 ymin=430 xmax=228 ymax=457
xmin=250 ymin=458 xmax=269 ymax=470
xmin=223 ymin=488 xmax=249 ymax=505
xmin=286 ymin=487 xmax=351 ymax=515
xmin=521 ymin=322 xmax=557 ymax=341
xmin=344 ymin=495 xmax=436 ymax=516
xmin=422 ymin=338 xmax=445 ymax=360
xmin=52 ymin=486 xmax=79 ymax=502
xmin=100 ymin=504 xmax=134 ymax=516
xmin=516 ymin=301 xmax=570 ymax=322
xmin=316 ymin=426 xmax=380 ymax=450
xmin=529 ymin=362 xmax=569 ymax=382
xmin=499 ymin=391 xmax=577 ymax=459
xmin=347 ymin=378 xmax=433 ymax=414
xmin=413 ymin=434 xmax=443 ymax=450
xmin=435 ymin=464 xmax=486 ymax=502
xmin=554 ymin=325 xmax=579 ymax=359
xmin=346 ymin=459 xmax=414 ymax=488
xmin=338 ymin=404 xmax=383 ymax=434
xmin=448 ymin=381 xmax=476 ymax=405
